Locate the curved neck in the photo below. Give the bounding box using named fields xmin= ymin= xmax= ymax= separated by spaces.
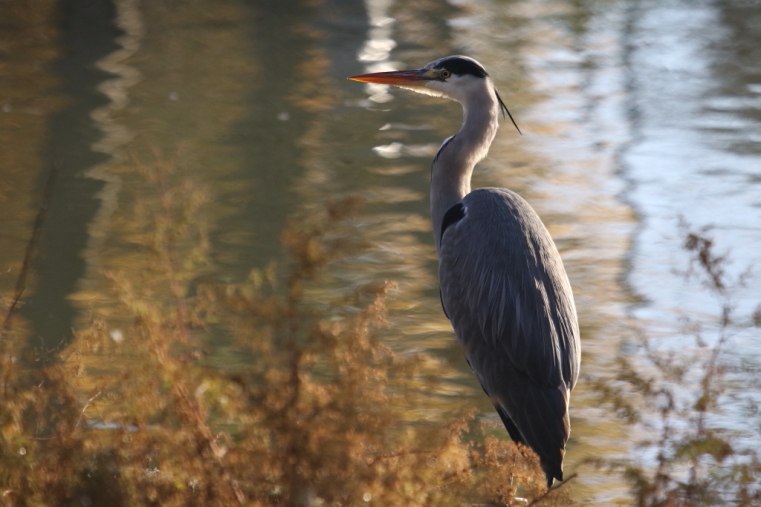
xmin=430 ymin=85 xmax=499 ymax=252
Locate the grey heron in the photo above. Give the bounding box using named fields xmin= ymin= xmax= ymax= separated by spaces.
xmin=350 ymin=56 xmax=580 ymax=488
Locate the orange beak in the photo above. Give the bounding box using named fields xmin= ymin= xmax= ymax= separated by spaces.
xmin=348 ymin=69 xmax=430 ymax=86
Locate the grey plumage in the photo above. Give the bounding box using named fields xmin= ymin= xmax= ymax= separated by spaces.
xmin=350 ymin=55 xmax=581 ymax=488
xmin=439 ymin=189 xmax=579 ymax=484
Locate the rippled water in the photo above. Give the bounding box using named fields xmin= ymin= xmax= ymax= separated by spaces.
xmin=1 ymin=0 xmax=759 ymax=503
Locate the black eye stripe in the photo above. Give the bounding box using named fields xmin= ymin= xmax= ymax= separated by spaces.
xmin=435 ymin=57 xmax=488 ymax=78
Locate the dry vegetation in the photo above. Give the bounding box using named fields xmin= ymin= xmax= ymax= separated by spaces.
xmin=3 ymin=161 xmax=759 ymax=506
xmin=587 ymin=223 xmax=761 ymax=506
xmin=0 ymin=163 xmax=570 ymax=506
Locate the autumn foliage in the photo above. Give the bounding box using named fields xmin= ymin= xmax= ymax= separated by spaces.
xmin=0 ymin=164 xmax=568 ymax=506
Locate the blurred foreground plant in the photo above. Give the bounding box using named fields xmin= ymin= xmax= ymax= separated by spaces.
xmin=0 ymin=159 xmax=570 ymax=506
xmin=588 ymin=222 xmax=761 ymax=506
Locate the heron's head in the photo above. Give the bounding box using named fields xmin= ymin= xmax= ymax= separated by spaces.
xmin=350 ymin=55 xmax=520 ymax=134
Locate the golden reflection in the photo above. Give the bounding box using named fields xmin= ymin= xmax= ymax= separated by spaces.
xmin=0 ymin=2 xmax=65 ymax=296
xmin=13 ymin=0 xmax=761 ymax=503
xmin=71 ymin=0 xmax=257 ymax=332
xmin=18 ymin=0 xmax=636 ymax=501
xmin=2 ymin=0 xmax=715 ymax=502
xmin=288 ymin=49 xmax=336 ymax=113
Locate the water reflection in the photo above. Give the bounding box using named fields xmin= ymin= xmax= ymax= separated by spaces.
xmin=3 ymin=0 xmax=760 ymax=503
xmin=0 ymin=2 xmax=63 ymax=306
xmin=621 ymin=0 xmax=761 ymax=454
xmin=78 ymin=0 xmax=143 ymax=323
xmin=19 ymin=0 xmax=122 ymax=360
xmin=357 ymin=0 xmax=396 ymax=64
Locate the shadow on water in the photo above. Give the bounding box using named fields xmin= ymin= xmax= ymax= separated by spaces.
xmin=21 ymin=0 xmax=121 ymax=363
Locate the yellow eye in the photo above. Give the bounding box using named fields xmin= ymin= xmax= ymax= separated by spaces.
xmin=440 ymin=70 xmax=451 ymax=79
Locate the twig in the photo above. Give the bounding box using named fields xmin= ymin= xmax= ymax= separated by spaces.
xmin=527 ymin=473 xmax=577 ymax=506
xmin=76 ymin=390 xmax=103 ymax=427
xmin=1 ymin=164 xmax=58 ymax=338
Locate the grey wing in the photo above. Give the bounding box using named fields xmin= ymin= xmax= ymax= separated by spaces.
xmin=438 ymin=188 xmax=580 ymax=483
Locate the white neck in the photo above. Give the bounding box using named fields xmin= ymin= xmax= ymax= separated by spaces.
xmin=430 ymin=79 xmax=499 ymax=252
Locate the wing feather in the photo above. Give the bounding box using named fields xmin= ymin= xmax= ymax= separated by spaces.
xmin=438 ymin=188 xmax=580 ymax=483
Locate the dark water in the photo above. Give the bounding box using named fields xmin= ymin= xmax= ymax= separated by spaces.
xmin=2 ymin=0 xmax=760 ymax=503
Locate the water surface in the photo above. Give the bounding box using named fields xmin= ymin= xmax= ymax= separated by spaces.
xmin=2 ymin=0 xmax=760 ymax=503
